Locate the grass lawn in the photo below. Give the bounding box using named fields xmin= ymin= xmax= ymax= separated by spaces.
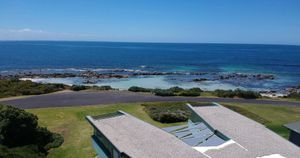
xmin=26 ymin=102 xmax=300 ymax=158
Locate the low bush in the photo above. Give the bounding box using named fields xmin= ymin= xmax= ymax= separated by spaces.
xmin=234 ymin=89 xmax=261 ymax=99
xmin=98 ymin=85 xmax=113 ymax=90
xmin=0 ymin=79 xmax=66 ymax=98
xmin=189 ymin=87 xmax=203 ymax=92
xmin=287 ymin=92 xmax=300 ymax=99
xmin=70 ymin=85 xmax=87 ymax=91
xmin=178 ymin=88 xmax=202 ymax=97
xmin=152 ymin=89 xmax=176 ymax=96
xmin=44 ymin=133 xmax=64 ymax=150
xmin=128 ymin=86 xmax=203 ymax=97
xmin=128 ymin=86 xmax=152 ymax=92
xmin=214 ymin=89 xmax=261 ymax=99
xmin=214 ymin=89 xmax=236 ymax=98
xmin=168 ymin=86 xmax=184 ymax=93
xmin=156 ymin=111 xmax=189 ymax=123
xmin=179 ymin=90 xmax=201 ymax=96
xmin=0 ymin=144 xmax=46 ymax=158
xmin=142 ymin=102 xmax=191 ymax=123
xmin=91 ymin=85 xmax=113 ymax=91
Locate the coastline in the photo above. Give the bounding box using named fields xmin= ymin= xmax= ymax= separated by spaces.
xmin=6 ymin=70 xmax=290 ymax=96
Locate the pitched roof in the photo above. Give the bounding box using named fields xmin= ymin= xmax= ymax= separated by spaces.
xmin=87 ymin=111 xmax=205 ymax=158
xmin=87 ymin=103 xmax=300 ymax=158
xmin=192 ymin=103 xmax=300 ymax=158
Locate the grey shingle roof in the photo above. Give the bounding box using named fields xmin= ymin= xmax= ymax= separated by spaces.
xmin=192 ymin=104 xmax=300 ymax=158
xmin=87 ymin=111 xmax=205 ymax=158
xmin=87 ymin=103 xmax=300 ymax=158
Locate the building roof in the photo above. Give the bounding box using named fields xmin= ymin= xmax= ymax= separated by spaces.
xmin=284 ymin=121 xmax=300 ymax=134
xmin=192 ymin=103 xmax=300 ymax=158
xmin=87 ymin=103 xmax=300 ymax=158
xmin=86 ymin=111 xmax=205 ymax=158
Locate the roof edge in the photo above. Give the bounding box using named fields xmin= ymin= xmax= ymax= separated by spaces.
xmin=187 ymin=103 xmax=231 ymax=141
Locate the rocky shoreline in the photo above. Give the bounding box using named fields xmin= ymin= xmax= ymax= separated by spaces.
xmin=1 ymin=70 xmax=298 ymax=98
xmin=285 ymin=85 xmax=300 ymax=94
xmin=218 ymin=73 xmax=275 ymax=80
xmin=0 ymin=70 xmax=276 ymax=81
xmin=193 ymin=73 xmax=276 ymax=82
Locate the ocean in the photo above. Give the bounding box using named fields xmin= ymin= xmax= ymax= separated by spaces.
xmin=1 ymin=41 xmax=300 ymax=92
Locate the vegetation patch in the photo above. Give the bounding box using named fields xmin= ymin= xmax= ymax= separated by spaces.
xmin=168 ymin=86 xmax=184 ymax=93
xmin=0 ymin=79 xmax=66 ymax=98
xmin=0 ymin=105 xmax=63 ymax=158
xmin=142 ymin=102 xmax=191 ymax=123
xmin=128 ymin=86 xmax=202 ymax=97
xmin=71 ymin=85 xmax=113 ymax=91
xmin=92 ymin=85 xmax=113 ymax=91
xmin=214 ymin=89 xmax=261 ymax=99
xmin=152 ymin=89 xmax=176 ymax=96
xmin=0 ymin=79 xmax=115 ymax=98
xmin=287 ymin=92 xmax=300 ymax=99
xmin=178 ymin=88 xmax=202 ymax=97
xmin=128 ymin=86 xmax=260 ymax=98
xmin=70 ymin=85 xmax=87 ymax=91
xmin=128 ymin=86 xmax=152 ymax=92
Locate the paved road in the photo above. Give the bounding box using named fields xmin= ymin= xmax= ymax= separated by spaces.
xmin=1 ymin=91 xmax=300 ymax=109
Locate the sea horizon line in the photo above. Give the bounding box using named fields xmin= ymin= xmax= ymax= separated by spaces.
xmin=0 ymin=40 xmax=299 ymax=47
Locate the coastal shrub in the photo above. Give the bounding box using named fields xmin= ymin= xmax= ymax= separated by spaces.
xmin=91 ymin=85 xmax=113 ymax=91
xmin=44 ymin=133 xmax=64 ymax=150
xmin=179 ymin=89 xmax=201 ymax=97
xmin=142 ymin=102 xmax=191 ymax=123
xmin=214 ymin=89 xmax=261 ymax=99
xmin=128 ymin=86 xmax=152 ymax=92
xmin=98 ymin=85 xmax=113 ymax=90
xmin=152 ymin=89 xmax=176 ymax=96
xmin=0 ymin=105 xmax=63 ymax=157
xmin=0 ymin=79 xmax=66 ymax=98
xmin=128 ymin=86 xmax=203 ymax=97
xmin=287 ymin=92 xmax=300 ymax=99
xmin=0 ymin=144 xmax=45 ymax=158
xmin=70 ymin=85 xmax=87 ymax=91
xmin=156 ymin=111 xmax=188 ymax=123
xmin=234 ymin=89 xmax=261 ymax=99
xmin=188 ymin=87 xmax=203 ymax=92
xmin=214 ymin=89 xmax=236 ymax=98
xmin=168 ymin=86 xmax=184 ymax=93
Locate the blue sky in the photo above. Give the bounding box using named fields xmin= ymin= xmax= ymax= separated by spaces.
xmin=0 ymin=0 xmax=300 ymax=45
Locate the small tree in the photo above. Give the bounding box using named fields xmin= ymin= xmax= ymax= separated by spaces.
xmin=0 ymin=105 xmax=63 ymax=154
xmin=0 ymin=105 xmax=39 ymax=147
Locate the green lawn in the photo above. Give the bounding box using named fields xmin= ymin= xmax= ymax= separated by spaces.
xmin=27 ymin=102 xmax=300 ymax=158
